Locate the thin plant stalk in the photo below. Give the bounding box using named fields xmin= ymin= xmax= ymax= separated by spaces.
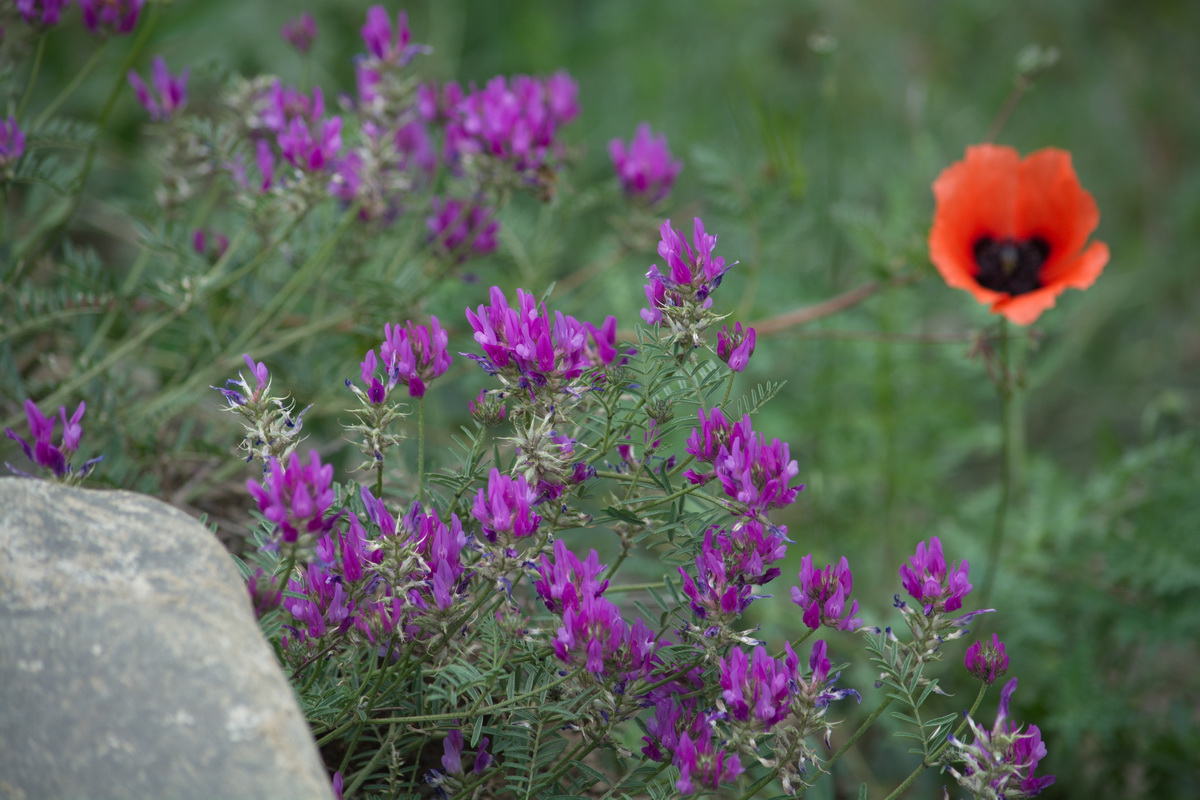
xmin=980 ymin=319 xmax=1024 ymax=607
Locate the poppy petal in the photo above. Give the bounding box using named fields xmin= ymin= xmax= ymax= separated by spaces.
xmin=929 ymin=144 xmax=1107 ymax=325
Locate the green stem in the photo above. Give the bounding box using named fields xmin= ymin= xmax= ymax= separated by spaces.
xmin=531 ymin=734 xmax=602 ymax=796
xmin=33 ymin=40 xmax=109 ymax=129
xmin=17 ymin=36 xmax=46 ymax=122
xmin=884 ymin=683 xmax=990 ymax=800
xmin=345 ymin=722 xmax=399 ymax=797
xmin=735 ymin=770 xmax=777 ymax=800
xmin=417 ymin=395 xmax=426 ymax=503
xmin=980 ymin=319 xmax=1020 ymax=607
xmin=226 ymin=203 xmax=359 ymax=357
xmin=824 ymin=694 xmax=894 ymax=775
xmin=596 ymin=759 xmax=672 ymax=800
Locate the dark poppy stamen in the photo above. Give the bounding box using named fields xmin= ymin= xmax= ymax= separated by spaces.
xmin=972 ymin=236 xmax=1050 ymax=296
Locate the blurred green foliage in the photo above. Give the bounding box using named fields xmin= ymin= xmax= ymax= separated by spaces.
xmin=3 ymin=0 xmax=1198 ymax=797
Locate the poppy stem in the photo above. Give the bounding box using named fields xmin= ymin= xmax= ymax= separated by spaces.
xmin=981 ymin=319 xmax=1023 ymax=606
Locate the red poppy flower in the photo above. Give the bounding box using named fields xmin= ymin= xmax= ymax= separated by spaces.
xmin=929 ymin=144 xmax=1109 ymax=325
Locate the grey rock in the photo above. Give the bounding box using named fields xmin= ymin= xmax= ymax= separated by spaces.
xmin=0 ymin=478 xmax=333 ymax=800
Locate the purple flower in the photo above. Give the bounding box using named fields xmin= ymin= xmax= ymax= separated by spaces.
xmin=555 ymin=589 xmax=628 ymax=675
xmin=965 ymin=633 xmax=1009 ymax=685
xmin=246 ymin=567 xmax=283 ymax=618
xmin=427 ymin=197 xmax=498 ymax=264
xmin=533 ymin=539 xmax=608 ymax=615
xmin=375 ymin=317 xmax=452 ymax=399
xmin=278 ymin=114 xmax=342 ymax=172
xmin=791 ymin=554 xmax=862 ymax=632
xmin=720 ymin=643 xmax=798 ymax=730
xmin=0 ymin=116 xmax=27 ymax=169
xmin=80 ymin=0 xmax=143 ymax=34
xmin=609 ymin=123 xmax=682 ymax=204
xmin=213 ymin=353 xmax=270 ymax=407
xmin=442 ymin=729 xmax=464 ymax=774
xmin=793 ymin=639 xmax=859 ymax=709
xmin=408 ymin=504 xmax=469 ymax=612
xmin=673 ymin=726 xmax=743 ymax=795
xmin=128 ymin=57 xmax=188 ymax=122
xmin=899 ymin=536 xmax=972 ymax=614
xmin=5 ymin=399 xmax=100 ymax=481
xmin=16 ymin=0 xmax=71 ymax=26
xmin=192 ymin=228 xmax=230 ymax=261
xmin=260 ymin=81 xmax=325 ymax=134
xmin=716 ymin=322 xmax=756 ymax=372
xmin=444 ymin=72 xmax=579 ymax=175
xmin=464 ymin=286 xmax=619 ymax=402
xmin=684 ymin=407 xmax=751 ymax=464
xmin=640 ymin=218 xmax=731 ymax=334
xmin=472 ymin=467 xmax=542 ymax=548
xmin=281 ymin=12 xmax=317 ymax=54
xmin=947 ymin=679 xmax=1055 ymax=797
xmin=360 ymin=5 xmax=423 ymax=66
xmin=713 ymin=427 xmax=803 ymax=520
xmin=472 ymin=737 xmax=492 ymax=773
xmin=534 ymin=541 xmax=628 ymax=675
xmin=246 ymin=450 xmax=336 ymax=544
xmin=678 ymin=528 xmax=757 ymax=622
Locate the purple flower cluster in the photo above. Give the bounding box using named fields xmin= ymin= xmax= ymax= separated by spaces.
xmin=381 ymin=317 xmax=452 ymax=399
xmin=719 ymin=643 xmax=798 ymax=729
xmin=472 ymin=468 xmax=541 ymax=552
xmin=641 ymin=218 xmax=729 ymax=329
xmin=465 ymin=286 xmax=618 ymax=404
xmin=442 ymin=72 xmax=579 ymax=176
xmin=642 ymin=698 xmax=743 ymax=794
xmin=5 ymin=399 xmax=101 ymax=482
xmin=684 ymin=406 xmax=802 ymax=521
xmin=16 ymin=0 xmax=71 ymax=27
xmin=353 ymin=317 xmax=451 ymax=404
xmin=899 ymin=536 xmax=972 ymax=614
xmin=791 ymin=554 xmax=862 ymax=632
xmin=280 ymin=493 xmax=470 ymax=648
xmin=80 ymin=0 xmax=143 ymax=35
xmin=439 ymin=728 xmax=492 ymax=776
xmin=1 ymin=117 xmax=26 ymax=170
xmin=192 ymin=228 xmax=229 ymax=261
xmin=947 ymin=679 xmax=1055 ymax=797
xmin=678 ymin=521 xmax=789 ymax=635
xmin=533 ymin=540 xmax=661 ymax=678
xmin=965 ymin=633 xmax=1010 ymax=685
xmin=716 ymin=321 xmax=756 ymax=372
xmin=427 ymin=196 xmax=498 ymax=263
xmin=360 ymin=6 xmax=425 ymax=68
xmin=281 ymin=12 xmax=317 ymax=55
xmin=128 ymin=57 xmax=188 ymax=122
xmin=246 ymin=450 xmax=336 ymax=545
xmin=609 ymin=123 xmax=682 ymax=205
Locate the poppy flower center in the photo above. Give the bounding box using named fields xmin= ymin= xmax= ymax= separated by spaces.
xmin=972 ymin=236 xmax=1050 ymax=296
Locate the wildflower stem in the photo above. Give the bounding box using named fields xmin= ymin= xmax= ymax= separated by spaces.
xmin=344 ymin=722 xmax=399 ymax=797
xmin=928 ymin=682 xmax=989 ymax=763
xmin=735 ymin=770 xmax=777 ymax=800
xmin=980 ymin=318 xmax=1017 ymax=607
xmin=596 ymin=758 xmax=672 ymax=800
xmin=33 ymin=40 xmax=110 ymax=130
xmin=17 ymin=36 xmax=46 ymax=122
xmin=417 ymin=395 xmax=426 ymax=502
xmin=823 ymin=694 xmax=894 ymax=775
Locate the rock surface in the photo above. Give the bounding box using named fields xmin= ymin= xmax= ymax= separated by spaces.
xmin=0 ymin=478 xmax=332 ymax=800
